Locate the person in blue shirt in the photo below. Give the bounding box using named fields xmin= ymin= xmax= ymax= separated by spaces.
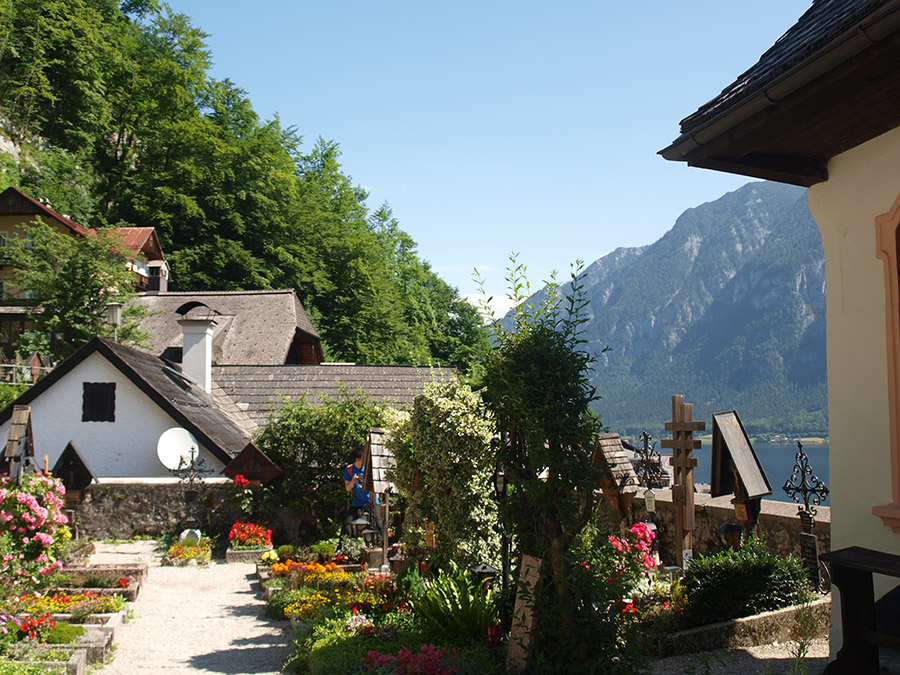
xmin=342 ymin=445 xmax=382 ymax=542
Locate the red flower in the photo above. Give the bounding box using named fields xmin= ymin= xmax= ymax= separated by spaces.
xmin=233 ymin=474 xmax=250 ymax=488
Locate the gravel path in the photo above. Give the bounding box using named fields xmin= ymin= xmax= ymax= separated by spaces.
xmin=87 ymin=540 xmax=292 ymax=675
xmin=649 ymin=639 xmax=829 ymax=674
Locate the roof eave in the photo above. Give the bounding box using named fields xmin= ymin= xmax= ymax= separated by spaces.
xmin=660 ymin=2 xmax=900 ymax=186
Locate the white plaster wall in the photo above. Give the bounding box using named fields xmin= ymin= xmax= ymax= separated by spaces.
xmin=807 ymin=124 xmax=900 ymax=652
xmin=0 ymin=352 xmax=225 ymax=478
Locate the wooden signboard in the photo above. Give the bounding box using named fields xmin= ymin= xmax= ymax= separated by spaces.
xmin=507 ymin=555 xmax=542 ymax=672
xmin=51 ymin=441 xmax=96 ymax=503
xmin=710 ymin=411 xmax=771 ymax=500
xmin=223 ymin=442 xmax=282 ymax=485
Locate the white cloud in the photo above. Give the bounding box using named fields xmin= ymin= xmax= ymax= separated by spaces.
xmin=461 ymin=293 xmax=517 ymax=323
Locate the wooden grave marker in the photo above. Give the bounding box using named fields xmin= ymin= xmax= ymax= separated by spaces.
xmin=592 ymin=433 xmax=639 ymax=517
xmin=660 ymin=395 xmax=704 ymax=567
xmin=507 ymin=554 xmax=542 ymax=672
xmin=710 ymin=411 xmax=771 ymax=532
xmin=362 ymin=427 xmax=396 ymax=567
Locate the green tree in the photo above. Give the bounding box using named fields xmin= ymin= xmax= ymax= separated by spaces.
xmin=5 ymin=221 xmax=145 ymax=358
xmin=254 ymin=388 xmax=384 ymax=538
xmin=388 ymin=380 xmax=498 ymax=570
xmin=480 ymin=257 xmax=602 ymax=662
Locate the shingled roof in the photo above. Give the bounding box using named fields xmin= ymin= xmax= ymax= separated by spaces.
xmin=129 ymin=290 xmax=321 ymax=365
xmin=212 ymin=364 xmax=456 ymax=424
xmin=661 ymin=0 xmax=900 ymax=186
xmin=0 ymin=338 xmax=255 ymax=465
xmin=680 ymin=0 xmax=892 ymax=132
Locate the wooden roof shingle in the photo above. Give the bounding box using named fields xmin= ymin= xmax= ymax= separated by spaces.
xmin=212 ymin=363 xmax=456 ymax=424
xmin=129 ymin=290 xmax=321 ymax=365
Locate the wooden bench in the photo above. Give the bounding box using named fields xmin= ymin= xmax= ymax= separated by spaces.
xmin=820 ymin=546 xmax=900 ymax=674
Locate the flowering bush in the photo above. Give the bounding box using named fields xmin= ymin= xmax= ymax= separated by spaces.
xmin=228 ymin=521 xmax=271 ymax=550
xmin=17 ymin=613 xmax=54 ymax=640
xmin=361 ymin=644 xmax=461 ymax=675
xmin=165 ymin=540 xmax=211 ymax=566
xmin=0 ymin=474 xmax=68 ymax=587
xmin=261 ymin=550 xmax=278 ymax=565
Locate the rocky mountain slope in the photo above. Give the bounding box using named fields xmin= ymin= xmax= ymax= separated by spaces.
xmin=574 ymin=181 xmax=826 ymax=436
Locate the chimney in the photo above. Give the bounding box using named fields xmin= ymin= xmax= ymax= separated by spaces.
xmin=177 ymin=317 xmax=216 ymax=394
xmin=147 ymin=261 xmax=169 ymax=293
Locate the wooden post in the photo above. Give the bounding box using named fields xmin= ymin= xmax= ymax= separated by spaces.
xmin=507 ymin=555 xmax=542 ymax=672
xmin=661 ymin=395 xmax=705 ymax=567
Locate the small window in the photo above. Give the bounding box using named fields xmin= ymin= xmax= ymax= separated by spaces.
xmin=82 ymin=383 xmax=115 ymax=422
xmin=0 ymin=233 xmax=8 ymax=248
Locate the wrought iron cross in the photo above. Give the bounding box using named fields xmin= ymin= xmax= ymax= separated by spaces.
xmin=169 ymin=446 xmax=214 ymax=488
xmin=783 ymin=441 xmax=829 ymax=530
xmin=634 ymin=430 xmax=663 ymax=488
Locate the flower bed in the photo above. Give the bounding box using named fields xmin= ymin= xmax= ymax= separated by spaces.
xmin=1 ymin=646 xmax=87 ymax=675
xmin=164 ymin=541 xmax=211 ymax=567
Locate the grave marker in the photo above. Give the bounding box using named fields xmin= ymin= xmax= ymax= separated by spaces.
xmin=661 ymin=395 xmax=704 ymax=567
xmin=507 ymin=554 xmax=542 ymax=672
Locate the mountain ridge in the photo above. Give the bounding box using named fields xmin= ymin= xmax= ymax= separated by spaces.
xmin=561 ymin=181 xmax=826 ymax=437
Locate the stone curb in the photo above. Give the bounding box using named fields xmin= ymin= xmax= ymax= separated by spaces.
xmin=657 ymin=595 xmax=831 ymax=657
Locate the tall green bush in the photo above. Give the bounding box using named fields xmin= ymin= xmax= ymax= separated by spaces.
xmin=682 ymin=537 xmax=811 ymax=626
xmin=255 ymin=388 xmax=384 ymax=535
xmin=387 ymin=380 xmax=498 ymax=570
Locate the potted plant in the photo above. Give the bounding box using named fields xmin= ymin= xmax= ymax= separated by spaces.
xmin=225 ymin=521 xmax=273 ymax=563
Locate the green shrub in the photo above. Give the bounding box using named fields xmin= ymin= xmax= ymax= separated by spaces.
xmin=276 ymin=545 xmax=296 ymax=562
xmin=413 ymin=564 xmax=497 ymax=641
xmin=310 ymin=539 xmax=337 ymax=562
xmin=396 ymin=562 xmax=426 ymax=602
xmin=42 ymin=622 xmax=85 ymax=645
xmin=682 ymin=537 xmax=811 ymax=626
xmin=266 ymin=588 xmax=317 ymax=620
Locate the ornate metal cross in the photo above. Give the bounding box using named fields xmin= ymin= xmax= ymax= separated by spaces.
xmin=783 ymin=440 xmax=829 ymax=531
xmin=633 ymin=430 xmax=663 ymax=488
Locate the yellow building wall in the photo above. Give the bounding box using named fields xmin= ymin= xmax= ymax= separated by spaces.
xmin=808 ymin=123 xmax=900 ymax=651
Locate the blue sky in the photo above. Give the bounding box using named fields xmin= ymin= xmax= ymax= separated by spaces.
xmin=169 ymin=1 xmax=812 ymax=311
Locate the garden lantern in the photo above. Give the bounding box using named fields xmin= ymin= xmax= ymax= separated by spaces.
xmin=105 ymin=301 xmax=123 ymax=342
xmin=349 ymin=516 xmax=370 ymax=539
xmin=471 ymin=562 xmax=498 ymax=586
xmin=491 ymin=465 xmax=507 ymax=501
xmin=361 ymin=524 xmax=380 ymax=548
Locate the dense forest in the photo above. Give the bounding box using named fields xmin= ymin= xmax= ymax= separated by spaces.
xmin=0 ymin=0 xmax=489 ymax=371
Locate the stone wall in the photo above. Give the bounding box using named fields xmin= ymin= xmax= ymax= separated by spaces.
xmin=74 ymin=482 xmax=235 ymax=540
xmin=626 ymin=489 xmax=831 ymax=565
xmin=72 ymin=482 xmax=320 ymax=543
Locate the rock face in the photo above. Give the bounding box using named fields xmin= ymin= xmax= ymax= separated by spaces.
xmin=554 ymin=181 xmax=826 ymax=435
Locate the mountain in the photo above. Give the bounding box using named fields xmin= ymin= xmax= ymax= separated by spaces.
xmin=575 ymin=181 xmax=826 ymax=437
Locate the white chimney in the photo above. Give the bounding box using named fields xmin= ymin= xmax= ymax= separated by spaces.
xmin=177 ymin=317 xmax=216 ymax=394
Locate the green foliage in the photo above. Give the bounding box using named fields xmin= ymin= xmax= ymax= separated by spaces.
xmin=480 ymin=258 xmax=601 ymax=558
xmin=41 ymin=621 xmax=85 ymax=645
xmin=682 ymin=536 xmax=811 ymax=626
xmin=395 ymin=562 xmax=427 ymax=602
xmin=412 ymin=564 xmax=497 ymax=642
xmin=275 ymin=545 xmax=295 ymax=562
xmin=388 ymin=380 xmax=498 ymax=570
xmin=4 ymin=221 xmax=147 ymax=359
xmin=0 ymin=1 xmax=488 ymax=373
xmin=0 ymin=383 xmax=28 ymax=411
xmin=255 ymin=389 xmax=384 ymax=536
xmin=309 ymin=540 xmax=337 ymax=562
xmin=265 ymin=587 xmax=314 ymax=620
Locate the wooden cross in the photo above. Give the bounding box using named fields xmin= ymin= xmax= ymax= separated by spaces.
xmin=660 ymin=395 xmax=705 ymax=567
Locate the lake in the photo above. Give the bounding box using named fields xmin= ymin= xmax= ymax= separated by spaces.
xmin=687 ymin=441 xmax=830 ymax=505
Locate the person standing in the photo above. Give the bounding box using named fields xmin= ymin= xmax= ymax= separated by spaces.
xmin=342 ymin=445 xmax=382 ymax=540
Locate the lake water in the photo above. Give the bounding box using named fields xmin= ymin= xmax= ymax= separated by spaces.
xmin=687 ymin=441 xmax=830 ymax=505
